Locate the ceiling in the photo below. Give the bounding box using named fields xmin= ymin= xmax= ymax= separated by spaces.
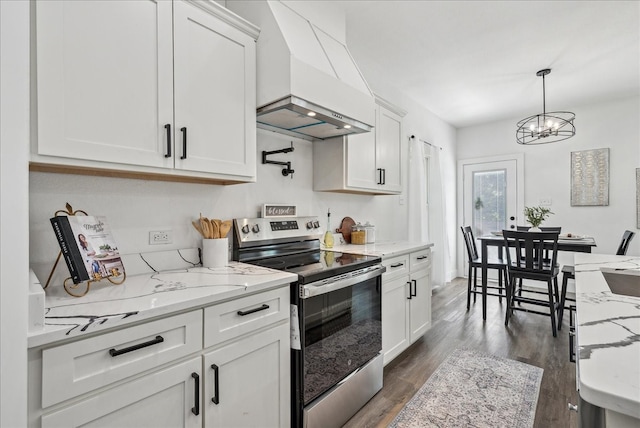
xmin=335 ymin=1 xmax=640 ymax=128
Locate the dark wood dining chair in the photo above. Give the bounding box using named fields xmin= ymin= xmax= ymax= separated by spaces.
xmin=503 ymin=230 xmax=561 ymax=336
xmin=460 ymin=226 xmax=508 ymax=311
xmin=558 ymin=230 xmax=636 ymax=328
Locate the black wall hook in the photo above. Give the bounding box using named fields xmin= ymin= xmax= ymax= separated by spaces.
xmin=262 ymin=142 xmax=295 ymax=178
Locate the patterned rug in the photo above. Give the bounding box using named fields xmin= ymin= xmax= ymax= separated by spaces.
xmin=388 ymin=348 xmax=543 ymax=428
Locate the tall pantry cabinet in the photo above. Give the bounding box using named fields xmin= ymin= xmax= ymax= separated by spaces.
xmin=33 ymin=0 xmax=258 ymax=183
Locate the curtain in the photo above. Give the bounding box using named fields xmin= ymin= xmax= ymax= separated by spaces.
xmin=428 ymin=144 xmax=450 ymax=287
xmin=408 ymin=137 xmax=427 ymax=242
xmin=408 ymin=137 xmax=450 ymax=287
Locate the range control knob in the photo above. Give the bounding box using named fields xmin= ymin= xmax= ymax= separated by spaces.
xmin=306 ymin=221 xmax=314 ymax=230
xmin=251 ymin=224 xmax=260 ymax=233
xmin=241 ymin=224 xmax=250 ymax=234
xmin=313 ymin=221 xmax=320 ymax=228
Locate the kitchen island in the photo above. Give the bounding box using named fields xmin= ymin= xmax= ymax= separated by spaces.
xmin=574 ymin=253 xmax=640 ymax=427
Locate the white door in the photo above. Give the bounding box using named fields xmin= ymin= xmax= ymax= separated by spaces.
xmin=41 ymin=357 xmax=202 ymax=428
xmin=376 ymin=105 xmax=403 ymax=192
xmin=408 ymin=269 xmax=431 ymax=343
xmin=203 ymin=323 xmax=290 ymax=428
xmin=459 ymin=155 xmax=524 ymax=275
xmin=173 ymin=1 xmax=256 ymax=177
xmin=36 ymin=0 xmax=174 ymax=168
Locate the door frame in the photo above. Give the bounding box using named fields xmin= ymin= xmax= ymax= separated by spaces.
xmin=456 ymin=153 xmax=524 ymax=278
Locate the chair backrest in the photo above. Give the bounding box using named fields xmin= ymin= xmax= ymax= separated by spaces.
xmin=460 ymin=226 xmax=479 ymax=262
xmin=503 ymin=230 xmax=560 ymax=275
xmin=516 ymin=226 xmax=562 ymax=233
xmin=616 ymin=230 xmax=635 ymax=255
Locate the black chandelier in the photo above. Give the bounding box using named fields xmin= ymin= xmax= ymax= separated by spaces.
xmin=516 ymin=69 xmax=575 ymax=145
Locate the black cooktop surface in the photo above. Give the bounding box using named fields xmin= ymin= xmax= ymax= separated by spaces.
xmin=249 ymin=250 xmax=381 ymax=284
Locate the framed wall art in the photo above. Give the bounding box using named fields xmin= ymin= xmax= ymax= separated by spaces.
xmin=571 ymin=148 xmax=610 ymax=206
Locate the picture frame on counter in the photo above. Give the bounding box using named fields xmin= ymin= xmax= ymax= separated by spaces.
xmin=262 ymin=204 xmax=297 ymax=218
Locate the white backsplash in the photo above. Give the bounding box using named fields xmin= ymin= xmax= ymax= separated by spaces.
xmin=29 ymin=130 xmax=408 ymax=287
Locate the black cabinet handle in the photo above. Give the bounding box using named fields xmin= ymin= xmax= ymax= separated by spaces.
xmin=569 ymin=305 xmax=576 ymax=363
xmin=377 ymin=168 xmax=383 ymax=185
xmin=211 ymin=364 xmax=219 ymax=404
xmin=180 ymin=127 xmax=187 ymax=159
xmin=390 ymin=262 xmax=404 ymax=268
xmin=416 ymin=255 xmax=428 ymax=260
xmin=382 ymin=168 xmax=386 ymax=185
xmin=108 ymin=335 xmax=164 ymax=357
xmin=164 ymin=124 xmax=171 ymax=158
xmin=411 ymin=279 xmax=417 ymax=297
xmin=191 ymin=372 xmax=200 ymax=415
xmin=406 ymin=281 xmax=412 ymax=300
xmin=237 ymin=304 xmax=269 ymax=316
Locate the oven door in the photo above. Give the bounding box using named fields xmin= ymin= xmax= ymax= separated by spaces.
xmin=299 ymin=265 xmax=384 ymax=406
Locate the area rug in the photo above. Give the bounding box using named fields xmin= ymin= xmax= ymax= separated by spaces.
xmin=388 ymin=348 xmax=543 ymax=428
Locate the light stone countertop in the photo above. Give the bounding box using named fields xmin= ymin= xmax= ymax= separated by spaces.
xmin=573 ymin=253 xmax=640 ymax=419
xmin=28 ymin=252 xmax=296 ymax=349
xmin=326 ymin=240 xmax=433 ymax=258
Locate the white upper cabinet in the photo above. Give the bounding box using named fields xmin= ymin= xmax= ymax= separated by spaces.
xmin=313 ymin=97 xmax=405 ymax=195
xmin=173 ymin=1 xmax=256 ymax=177
xmin=34 ymin=0 xmax=257 ymax=183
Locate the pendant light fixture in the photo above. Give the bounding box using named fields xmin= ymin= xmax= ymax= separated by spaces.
xmin=516 ymin=68 xmax=575 ymax=145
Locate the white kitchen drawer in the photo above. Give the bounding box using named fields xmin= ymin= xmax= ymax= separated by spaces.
xmin=204 ymin=286 xmax=289 ymax=348
xmin=41 ymin=310 xmax=202 ymax=408
xmin=409 ymin=248 xmax=431 ymax=272
xmin=382 ymin=254 xmax=410 ymax=281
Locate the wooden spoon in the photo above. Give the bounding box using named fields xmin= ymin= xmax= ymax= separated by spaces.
xmin=192 ymin=220 xmax=204 ymax=237
xmin=200 ymin=215 xmax=211 ymax=239
xmin=219 ymin=220 xmax=232 ymax=239
xmin=209 ymin=219 xmax=220 ymax=239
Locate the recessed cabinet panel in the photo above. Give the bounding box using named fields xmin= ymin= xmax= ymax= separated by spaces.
xmin=173 ymin=1 xmax=256 ymax=176
xmin=376 ymin=107 xmax=403 ymax=192
xmin=36 ymin=0 xmax=174 ymax=168
xmin=204 ymin=323 xmax=290 ymax=428
xmin=41 ymin=357 xmax=202 ymax=428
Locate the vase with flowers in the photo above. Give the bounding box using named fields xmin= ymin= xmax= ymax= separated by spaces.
xmin=523 ymin=206 xmax=554 ymax=232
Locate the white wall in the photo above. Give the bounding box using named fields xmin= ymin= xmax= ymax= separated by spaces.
xmin=29 ymin=129 xmax=410 ymax=285
xmin=457 ymin=95 xmax=640 ymax=274
xmin=0 ymin=1 xmax=30 ymax=426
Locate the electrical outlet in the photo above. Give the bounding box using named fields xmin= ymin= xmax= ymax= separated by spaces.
xmin=149 ymin=230 xmax=172 ymax=245
xmin=539 ymin=198 xmax=552 ymax=206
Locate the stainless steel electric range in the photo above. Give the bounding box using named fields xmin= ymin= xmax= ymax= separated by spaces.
xmin=232 ymin=216 xmax=385 ymax=428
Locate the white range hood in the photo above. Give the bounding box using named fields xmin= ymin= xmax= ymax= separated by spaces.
xmin=227 ymin=1 xmax=376 ymax=141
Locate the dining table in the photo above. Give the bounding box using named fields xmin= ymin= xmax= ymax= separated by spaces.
xmin=477 ymin=232 xmax=597 ymax=320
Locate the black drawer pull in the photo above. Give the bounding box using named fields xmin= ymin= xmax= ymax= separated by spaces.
xmin=237 ymin=304 xmax=269 ymax=316
xmin=180 ymin=126 xmax=187 ymax=159
xmin=377 ymin=168 xmax=383 ymax=185
xmin=108 ymin=335 xmax=164 ymax=357
xmin=164 ymin=124 xmax=171 ymax=158
xmin=211 ymin=364 xmax=219 ymax=404
xmin=406 ymin=281 xmax=412 ymax=300
xmin=416 ymin=255 xmax=428 ymax=260
xmin=390 ymin=262 xmax=404 ymax=268
xmin=411 ymin=279 xmax=417 ymax=297
xmin=191 ymin=372 xmax=200 ymax=415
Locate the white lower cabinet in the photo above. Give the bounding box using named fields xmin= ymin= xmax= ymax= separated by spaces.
xmin=29 ymin=287 xmax=291 ymax=428
xmin=203 ymin=322 xmax=290 ymax=428
xmin=381 ymin=248 xmax=432 ymax=365
xmin=41 ymin=357 xmax=202 ymax=428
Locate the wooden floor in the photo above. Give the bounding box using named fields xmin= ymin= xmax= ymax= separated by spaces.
xmin=344 ymin=277 xmax=578 ymax=428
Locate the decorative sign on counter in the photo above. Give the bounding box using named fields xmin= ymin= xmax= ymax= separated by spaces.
xmin=263 ymin=204 xmax=297 ymax=218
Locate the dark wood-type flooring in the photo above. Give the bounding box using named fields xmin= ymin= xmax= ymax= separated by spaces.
xmin=344 ymin=277 xmax=578 ymax=428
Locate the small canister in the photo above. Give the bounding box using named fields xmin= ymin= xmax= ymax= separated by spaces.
xmin=351 ymin=223 xmax=366 ymax=245
xmin=364 ymin=221 xmax=375 ymax=244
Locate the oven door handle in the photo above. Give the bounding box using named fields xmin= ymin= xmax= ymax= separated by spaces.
xmin=300 ymin=264 xmax=386 ymax=298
